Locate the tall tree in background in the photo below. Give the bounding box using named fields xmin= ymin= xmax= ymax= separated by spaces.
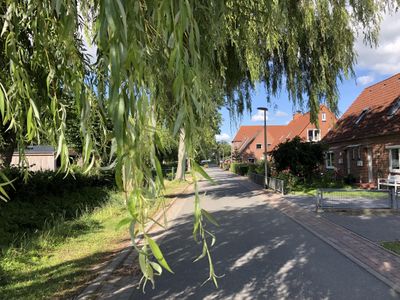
xmin=0 ymin=0 xmax=398 ymax=287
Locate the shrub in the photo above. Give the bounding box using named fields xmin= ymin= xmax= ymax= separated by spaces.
xmin=270 ymin=137 xmax=326 ymax=179
xmin=230 ymin=163 xmax=249 ymax=176
xmin=275 ymin=170 xmax=300 ymax=191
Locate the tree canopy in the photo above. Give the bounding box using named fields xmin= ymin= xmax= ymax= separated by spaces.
xmin=0 ymin=0 xmax=399 ymax=288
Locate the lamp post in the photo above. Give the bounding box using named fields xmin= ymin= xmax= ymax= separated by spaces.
xmin=257 ymin=107 xmax=268 ymax=188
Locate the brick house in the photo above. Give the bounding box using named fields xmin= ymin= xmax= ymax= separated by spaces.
xmin=322 ymin=73 xmax=400 ymax=186
xmin=232 ymin=105 xmax=337 ymax=162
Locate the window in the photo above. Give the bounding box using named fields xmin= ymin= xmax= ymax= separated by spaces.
xmin=256 ymin=144 xmax=262 ymax=149
xmin=322 ymin=112 xmax=326 ymax=122
xmin=388 ymin=97 xmax=400 ymax=118
xmin=390 ymin=148 xmax=400 ymax=171
xmin=248 ymin=158 xmax=255 ymax=163
xmin=308 ymin=129 xmax=320 ymax=142
xmin=355 ymin=108 xmax=369 ymax=124
xmin=351 ymin=146 xmax=361 ymax=160
xmin=326 ymin=152 xmax=334 ymax=169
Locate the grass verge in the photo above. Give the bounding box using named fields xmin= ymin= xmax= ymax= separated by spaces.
xmin=0 ymin=180 xmax=189 ymax=300
xmin=381 ymin=241 xmax=400 ymax=255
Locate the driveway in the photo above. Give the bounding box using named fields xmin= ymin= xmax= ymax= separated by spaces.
xmin=103 ymin=168 xmax=399 ymax=299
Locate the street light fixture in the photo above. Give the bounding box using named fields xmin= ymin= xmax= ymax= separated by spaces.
xmin=257 ymin=107 xmax=268 ymax=188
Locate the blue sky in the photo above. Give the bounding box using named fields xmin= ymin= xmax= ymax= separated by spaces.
xmin=216 ymin=12 xmax=400 ymax=142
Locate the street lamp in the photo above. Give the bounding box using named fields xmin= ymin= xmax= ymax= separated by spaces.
xmin=257 ymin=107 xmax=268 ymax=188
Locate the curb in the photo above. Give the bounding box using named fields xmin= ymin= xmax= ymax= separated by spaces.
xmin=75 ymin=182 xmax=193 ymax=300
xmin=230 ymin=170 xmax=400 ymax=294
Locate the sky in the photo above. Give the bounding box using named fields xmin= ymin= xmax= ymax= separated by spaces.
xmin=216 ymin=12 xmax=400 ymax=143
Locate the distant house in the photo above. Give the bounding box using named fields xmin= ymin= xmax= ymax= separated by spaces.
xmin=11 ymin=146 xmax=56 ymax=171
xmin=323 ymin=73 xmax=400 ymax=186
xmin=232 ymin=105 xmax=337 ymax=162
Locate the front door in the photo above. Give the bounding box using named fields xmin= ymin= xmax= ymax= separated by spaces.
xmin=367 ymin=148 xmax=373 ymax=182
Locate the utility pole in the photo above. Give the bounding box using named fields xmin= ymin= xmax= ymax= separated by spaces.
xmin=257 ymin=107 xmax=268 ymax=188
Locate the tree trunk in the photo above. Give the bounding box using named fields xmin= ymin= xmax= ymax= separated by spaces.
xmin=175 ymin=129 xmax=186 ymax=181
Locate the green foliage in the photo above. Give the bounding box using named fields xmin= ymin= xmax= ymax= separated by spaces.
xmin=0 ymin=0 xmax=399 ymax=288
xmin=0 ymin=191 xmax=129 ymax=299
xmin=271 ymin=137 xmax=326 ymax=179
xmin=0 ymin=168 xmax=115 ymax=247
xmin=230 ymin=163 xmax=249 ymax=176
xmin=248 ymin=160 xmax=271 ymax=175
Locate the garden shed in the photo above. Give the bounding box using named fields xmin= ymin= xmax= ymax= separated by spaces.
xmin=11 ymin=146 xmax=56 ymax=171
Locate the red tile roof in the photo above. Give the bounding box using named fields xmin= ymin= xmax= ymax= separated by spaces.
xmin=232 ymin=105 xmax=336 ymax=152
xmin=323 ymin=73 xmax=400 ymax=143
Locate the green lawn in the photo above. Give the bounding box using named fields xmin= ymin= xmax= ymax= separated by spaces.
xmin=381 ymin=241 xmax=400 ymax=255
xmin=0 ymin=180 xmax=189 ymax=300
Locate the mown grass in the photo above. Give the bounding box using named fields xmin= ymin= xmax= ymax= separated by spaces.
xmin=381 ymin=241 xmax=400 ymax=255
xmin=0 ymin=180 xmax=189 ymax=300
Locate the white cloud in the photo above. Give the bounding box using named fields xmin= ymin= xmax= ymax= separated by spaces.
xmin=355 ymin=13 xmax=400 ymax=75
xmin=216 ymin=133 xmax=231 ymax=142
xmin=356 ymin=75 xmax=375 ymax=85
xmin=251 ymin=110 xmax=269 ymax=122
xmin=275 ymin=110 xmax=289 ymax=117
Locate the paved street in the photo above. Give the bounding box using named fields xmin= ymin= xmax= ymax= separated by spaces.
xmin=94 ymin=168 xmax=399 ymax=299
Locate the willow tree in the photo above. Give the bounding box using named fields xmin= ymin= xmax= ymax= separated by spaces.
xmin=0 ymin=0 xmax=398 ymax=288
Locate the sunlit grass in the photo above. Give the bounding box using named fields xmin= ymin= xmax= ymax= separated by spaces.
xmin=0 ymin=180 xmax=190 ymax=300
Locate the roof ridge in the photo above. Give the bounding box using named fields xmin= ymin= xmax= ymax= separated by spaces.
xmin=361 ymin=72 xmax=400 ymax=91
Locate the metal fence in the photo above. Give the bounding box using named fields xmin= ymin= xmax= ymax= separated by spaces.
xmin=248 ymin=172 xmax=285 ymax=195
xmin=315 ymin=188 xmax=399 ymax=211
xmin=162 ymin=167 xmax=176 ymax=181
xmin=268 ymin=177 xmax=285 ymax=195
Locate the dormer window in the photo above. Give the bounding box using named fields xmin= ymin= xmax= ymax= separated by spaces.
xmin=387 ymin=97 xmax=400 ymax=118
xmin=355 ymin=108 xmax=369 ymax=124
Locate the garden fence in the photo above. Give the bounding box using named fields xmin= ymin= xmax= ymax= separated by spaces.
xmin=315 ymin=188 xmax=398 ymax=211
xmin=248 ymin=172 xmax=285 ymax=195
xmin=162 ymin=167 xmax=176 ymax=181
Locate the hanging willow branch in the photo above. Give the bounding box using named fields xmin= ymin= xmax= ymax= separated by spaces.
xmin=0 ymin=0 xmax=399 ymax=288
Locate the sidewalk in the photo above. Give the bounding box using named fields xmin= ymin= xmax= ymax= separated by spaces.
xmin=261 ymin=187 xmax=400 ymax=293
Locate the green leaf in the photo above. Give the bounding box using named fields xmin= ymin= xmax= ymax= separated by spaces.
xmin=193 ymin=243 xmax=207 ymax=262
xmin=192 ymin=161 xmax=215 ymax=183
xmin=138 ymin=252 xmax=153 ymax=281
xmin=150 ymin=262 xmax=162 ymax=276
xmin=201 ymin=209 xmax=219 ymax=227
xmin=116 ymin=217 xmax=133 ymax=230
xmin=0 ymin=83 xmax=5 ymax=118
xmin=147 ymin=236 xmax=174 ymax=273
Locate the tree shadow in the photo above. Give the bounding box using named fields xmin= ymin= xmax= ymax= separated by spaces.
xmin=103 ymin=169 xmax=398 ymax=299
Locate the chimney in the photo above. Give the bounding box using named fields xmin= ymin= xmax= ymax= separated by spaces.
xmin=293 ymin=110 xmax=302 ymax=120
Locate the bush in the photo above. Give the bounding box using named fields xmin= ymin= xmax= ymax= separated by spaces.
xmin=230 ymin=163 xmax=249 ymax=176
xmin=275 ymin=170 xmax=300 ymax=191
xmin=271 ymin=137 xmax=326 ymax=179
xmin=0 ymin=168 xmax=116 ymax=247
xmin=344 ymin=173 xmax=356 ymax=185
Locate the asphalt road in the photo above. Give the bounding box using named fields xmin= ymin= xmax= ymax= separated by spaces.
xmin=127 ymin=168 xmax=398 ymax=299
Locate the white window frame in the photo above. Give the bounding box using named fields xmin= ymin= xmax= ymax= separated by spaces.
xmin=322 ymin=112 xmax=326 ymax=122
xmin=326 ymin=151 xmax=335 ymax=169
xmin=308 ymin=129 xmax=321 ymax=142
xmin=389 ymin=147 xmax=400 ymax=173
xmin=248 ymin=158 xmax=255 ymax=164
xmin=256 ymin=143 xmax=262 ymax=149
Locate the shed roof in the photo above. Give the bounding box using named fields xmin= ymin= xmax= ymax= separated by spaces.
xmin=13 ymin=145 xmax=55 ymax=155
